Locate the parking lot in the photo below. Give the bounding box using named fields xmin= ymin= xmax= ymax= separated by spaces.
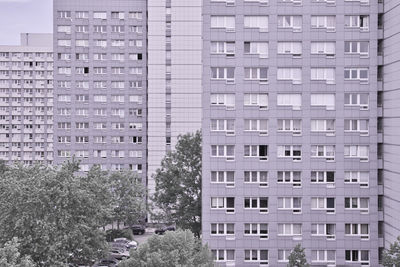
xmin=133 ymin=227 xmax=156 ymax=245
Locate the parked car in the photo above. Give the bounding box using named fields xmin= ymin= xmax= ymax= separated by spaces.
xmin=113 ymin=237 xmax=137 ymax=250
xmin=109 ymin=248 xmax=130 ymax=260
xmin=93 ymin=258 xmax=119 ymax=267
xmin=155 ymin=225 xmax=176 ymax=235
xmin=130 ymin=224 xmax=146 ymax=235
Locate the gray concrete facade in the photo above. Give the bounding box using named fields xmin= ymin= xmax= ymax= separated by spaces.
xmin=382 ymin=0 xmax=400 ymax=248
xmin=53 ymin=0 xmax=147 ymax=181
xmin=202 ymin=0 xmax=380 ymax=266
xmin=0 ymin=34 xmax=53 ymax=165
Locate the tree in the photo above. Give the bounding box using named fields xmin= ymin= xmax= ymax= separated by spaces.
xmin=0 ymin=161 xmax=111 ymax=266
xmin=152 ymin=131 xmax=202 ymax=237
xmin=0 ymin=238 xmax=34 ymax=267
xmin=383 ymin=236 xmax=400 ymax=267
xmin=109 ymin=170 xmax=147 ymax=228
xmin=288 ymin=244 xmax=309 ymax=267
xmin=119 ymin=230 xmax=213 ymax=267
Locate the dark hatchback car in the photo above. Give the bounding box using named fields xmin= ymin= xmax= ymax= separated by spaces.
xmin=155 ymin=226 xmax=176 ymax=235
xmin=130 ymin=224 xmax=146 ymax=235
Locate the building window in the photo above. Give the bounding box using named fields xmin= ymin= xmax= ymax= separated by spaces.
xmin=311 ymin=197 xmax=335 ymax=213
xmin=311 ymin=119 xmax=335 ymax=133
xmin=211 ymin=171 xmax=235 ymax=186
xmin=244 ymin=171 xmax=268 ymax=187
xmin=311 ymin=224 xmax=336 ymax=239
xmin=277 ymin=68 xmax=302 ymax=84
xmin=277 ymin=94 xmax=302 ymax=110
xmin=277 ymin=197 xmax=302 ymax=213
xmin=244 ymin=42 xmax=268 ymax=58
xmin=211 ymin=250 xmax=235 ymax=262
xmin=277 ymin=171 xmax=301 ymax=187
xmin=344 ymin=145 xmax=369 ymax=161
xmin=244 ymin=250 xmax=268 ymax=264
xmin=244 ymin=94 xmax=268 ymax=109
xmin=277 ymin=145 xmax=302 ymax=161
xmin=344 ymin=15 xmax=369 ymax=31
xmin=311 ymin=15 xmax=336 ymax=31
xmin=311 ymin=42 xmax=335 ymax=56
xmin=244 ymin=16 xmax=268 ymax=31
xmin=277 ymin=15 xmax=302 ymax=31
xmin=244 ymin=145 xmax=268 ymax=160
xmin=277 ymin=223 xmax=302 ymax=236
xmin=244 ymin=197 xmax=268 ymax=213
xmin=277 ymin=42 xmax=302 ymax=56
xmin=210 ymin=16 xmax=235 ymax=31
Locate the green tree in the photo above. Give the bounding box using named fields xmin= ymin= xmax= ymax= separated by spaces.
xmin=152 ymin=131 xmax=202 ymax=237
xmin=109 ymin=170 xmax=147 ymax=228
xmin=119 ymin=230 xmax=213 ymax=267
xmin=0 ymin=161 xmax=111 ymax=266
xmin=383 ymin=236 xmax=400 ymax=267
xmin=0 ymin=238 xmax=35 ymax=267
xmin=288 ymin=244 xmax=309 ymax=267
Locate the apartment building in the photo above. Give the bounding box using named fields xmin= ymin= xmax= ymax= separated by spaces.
xmin=147 ymin=0 xmax=202 ymax=206
xmin=53 ymin=0 xmax=147 ymax=180
xmin=202 ymin=0 xmax=380 ymax=265
xmin=381 ymin=0 xmax=400 ymax=248
xmin=0 ymin=33 xmax=53 ymax=165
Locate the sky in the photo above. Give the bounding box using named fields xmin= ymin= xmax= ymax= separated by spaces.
xmin=0 ymin=0 xmax=53 ymax=45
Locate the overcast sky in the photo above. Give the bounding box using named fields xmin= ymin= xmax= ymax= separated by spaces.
xmin=0 ymin=0 xmax=52 ymax=45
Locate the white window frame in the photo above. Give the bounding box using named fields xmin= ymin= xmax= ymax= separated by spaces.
xmin=344 ymin=197 xmax=369 ymax=212
xmin=277 ymin=94 xmax=302 ymax=110
xmin=344 ymin=15 xmax=369 ymax=31
xmin=277 ymin=197 xmax=302 ymax=213
xmin=311 ymin=42 xmax=336 ymax=56
xmin=210 ymin=94 xmax=235 ymax=109
xmin=244 ymin=171 xmax=268 ymax=187
xmin=345 ymin=223 xmax=370 ymax=239
xmin=311 ymin=197 xmax=336 ymax=213
xmin=344 ymin=145 xmax=369 ymax=161
xmin=344 ymin=41 xmax=369 ymax=57
xmin=277 ymin=15 xmax=302 ymax=31
xmin=211 ymin=171 xmax=235 ymax=187
xmin=210 ymin=41 xmax=235 ymax=56
xmin=310 ymin=68 xmax=336 ymax=84
xmin=311 ymin=15 xmax=336 ymax=31
xmin=244 ymin=197 xmax=268 ymax=213
xmin=344 ymin=119 xmax=369 ymax=135
xmin=211 ymin=119 xmax=235 ymax=135
xmin=244 ymin=119 xmax=268 ymax=135
xmin=277 ymin=223 xmax=302 ymax=236
xmin=345 ymin=250 xmax=370 ymax=264
xmin=244 ymin=67 xmax=268 ymax=83
xmin=277 ymin=42 xmax=302 ymax=56
xmin=311 ymin=250 xmax=336 ymax=264
xmin=344 ymin=68 xmax=369 ymax=82
xmin=211 ymin=145 xmax=235 ymax=160
xmin=311 ymin=145 xmax=335 ymax=161
xmin=277 ymin=119 xmax=302 ymax=135
xmin=277 ymin=171 xmax=302 ymax=187
xmin=344 ymin=93 xmax=369 ymax=109
xmin=244 ymin=16 xmax=269 ymax=32
xmin=277 ymin=145 xmax=302 ymax=161
xmin=311 ymin=223 xmax=336 ymax=239
xmin=277 ymin=68 xmax=302 ymax=84
xmin=344 ymin=171 xmax=369 ymax=187
xmin=244 ymin=42 xmax=269 ymax=58
xmin=311 ymin=119 xmax=335 ymax=133
xmin=311 ymin=171 xmax=335 ymax=185
xmin=244 ymin=94 xmax=268 ymax=109
xmin=210 ymin=16 xmax=235 ymax=31
xmin=244 ymin=223 xmax=269 ymax=239
xmin=244 ymin=250 xmax=269 ymax=264
xmin=244 ymin=145 xmax=268 ymax=160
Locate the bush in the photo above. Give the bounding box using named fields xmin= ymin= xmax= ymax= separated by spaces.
xmin=105 ymin=229 xmax=134 ymax=242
